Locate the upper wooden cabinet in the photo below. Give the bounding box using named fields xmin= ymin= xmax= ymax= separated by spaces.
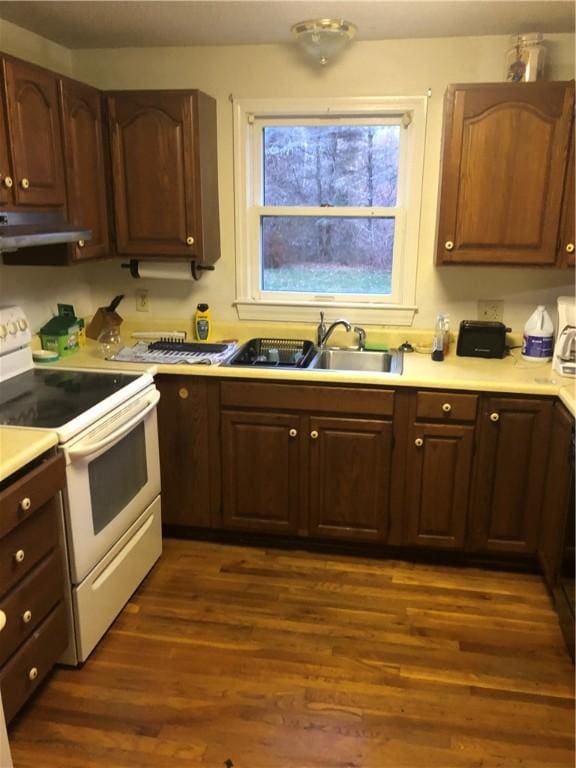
xmin=59 ymin=78 xmax=110 ymax=261
xmin=2 ymin=57 xmax=66 ymax=207
xmin=436 ymin=81 xmax=575 ymax=267
xmin=107 ymin=90 xmax=220 ymax=265
xmin=0 ymin=90 xmax=14 ymax=204
xmin=558 ymin=133 xmax=575 ymax=267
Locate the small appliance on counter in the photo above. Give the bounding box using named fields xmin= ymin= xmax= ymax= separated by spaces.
xmin=456 ymin=320 xmax=510 ymax=359
xmin=554 ymin=296 xmax=576 ymax=377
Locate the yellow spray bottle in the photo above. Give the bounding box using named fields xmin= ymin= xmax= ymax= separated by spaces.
xmin=194 ymin=303 xmax=211 ymax=341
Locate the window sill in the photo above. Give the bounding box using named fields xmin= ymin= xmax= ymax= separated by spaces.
xmin=234 ymin=300 xmax=417 ymax=326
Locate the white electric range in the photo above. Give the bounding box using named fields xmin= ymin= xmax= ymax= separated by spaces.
xmin=0 ymin=306 xmax=162 ymax=665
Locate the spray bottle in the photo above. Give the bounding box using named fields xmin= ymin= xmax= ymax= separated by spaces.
xmin=194 ymin=303 xmax=211 ymax=341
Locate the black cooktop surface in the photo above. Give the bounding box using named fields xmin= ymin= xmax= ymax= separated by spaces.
xmin=0 ymin=368 xmax=141 ymax=428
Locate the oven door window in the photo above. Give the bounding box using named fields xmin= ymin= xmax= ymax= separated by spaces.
xmin=88 ymin=422 xmax=148 ymax=534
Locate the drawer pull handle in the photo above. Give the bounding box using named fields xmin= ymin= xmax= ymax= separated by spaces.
xmin=566 ymin=243 xmax=575 ymax=254
xmin=14 ymin=549 xmax=25 ymax=563
xmin=3 ymin=175 xmax=13 ymax=189
xmin=444 ymin=240 xmax=454 ymax=251
xmin=289 ymin=428 xmax=298 ymax=438
xmin=441 ymin=403 xmax=452 ymax=413
xmin=20 ymin=177 xmax=30 ymax=190
xmin=20 ymin=497 xmax=31 ymax=511
xmin=310 ymin=430 xmax=319 ymax=440
xmin=28 ymin=667 xmax=38 ymax=681
xmin=22 ymin=610 xmax=32 ymax=624
xmin=178 ymin=387 xmax=189 ymax=400
xmin=415 ymin=438 xmax=424 ymax=447
xmin=490 ymin=412 xmax=500 ymax=423
xmin=0 ymin=610 xmax=6 ymax=632
xmin=77 ymin=239 xmax=85 ymax=248
xmin=186 ymin=236 xmax=194 ymax=246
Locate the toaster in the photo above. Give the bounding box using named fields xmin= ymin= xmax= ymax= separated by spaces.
xmin=456 ymin=320 xmax=510 ymax=359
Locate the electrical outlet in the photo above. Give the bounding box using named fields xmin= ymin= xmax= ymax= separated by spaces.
xmin=477 ymin=300 xmax=504 ymax=322
xmin=135 ymin=289 xmax=150 ymax=312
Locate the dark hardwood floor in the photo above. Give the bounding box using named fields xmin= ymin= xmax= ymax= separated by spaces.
xmin=8 ymin=539 xmax=575 ymax=767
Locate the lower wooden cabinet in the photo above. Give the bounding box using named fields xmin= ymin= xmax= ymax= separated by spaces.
xmin=155 ymin=375 xmax=217 ymax=528
xmin=468 ymin=396 xmax=553 ymax=555
xmin=405 ymin=423 xmax=474 ymax=549
xmin=219 ymin=381 xmax=395 ymax=541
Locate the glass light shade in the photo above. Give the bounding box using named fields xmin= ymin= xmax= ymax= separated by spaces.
xmin=291 ymin=19 xmax=357 ymax=66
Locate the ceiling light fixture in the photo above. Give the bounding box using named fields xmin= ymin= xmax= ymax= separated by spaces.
xmin=291 ymin=19 xmax=357 ymax=66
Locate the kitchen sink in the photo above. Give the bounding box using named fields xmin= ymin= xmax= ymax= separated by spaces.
xmin=308 ymin=348 xmax=403 ymax=374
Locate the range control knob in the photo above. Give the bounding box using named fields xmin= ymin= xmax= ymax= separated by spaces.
xmin=0 ymin=324 xmax=7 ymax=340
xmin=18 ymin=318 xmax=28 ymax=331
xmin=7 ymin=321 xmax=18 ymax=335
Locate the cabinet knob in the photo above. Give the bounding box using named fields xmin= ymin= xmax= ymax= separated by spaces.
xmin=178 ymin=387 xmax=189 ymax=399
xmin=28 ymin=667 xmax=38 ymax=681
xmin=2 ymin=175 xmax=13 ymax=189
xmin=490 ymin=412 xmax=500 ymax=422
xmin=0 ymin=610 xmax=6 ymax=632
xmin=20 ymin=177 xmax=30 ymax=190
xmin=289 ymin=428 xmax=298 ymax=438
xmin=20 ymin=497 xmax=31 ymax=512
xmin=441 ymin=403 xmax=452 ymax=413
xmin=77 ymin=239 xmax=85 ymax=248
xmin=22 ymin=609 xmax=32 ymax=624
xmin=444 ymin=240 xmax=454 ymax=251
xmin=310 ymin=430 xmax=319 ymax=439
xmin=14 ymin=549 xmax=25 ymax=563
xmin=415 ymin=438 xmax=424 ymax=447
xmin=186 ymin=236 xmax=194 ymax=246
xmin=566 ymin=243 xmax=575 ymax=254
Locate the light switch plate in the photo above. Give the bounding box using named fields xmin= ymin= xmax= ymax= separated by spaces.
xmin=477 ymin=300 xmax=504 ymax=322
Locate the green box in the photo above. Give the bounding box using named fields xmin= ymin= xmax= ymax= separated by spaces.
xmin=40 ymin=305 xmax=79 ymax=357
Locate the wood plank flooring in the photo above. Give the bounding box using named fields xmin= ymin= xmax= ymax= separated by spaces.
xmin=8 ymin=539 xmax=575 ymax=768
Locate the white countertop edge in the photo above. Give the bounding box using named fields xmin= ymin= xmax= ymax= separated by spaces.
xmin=0 ymin=427 xmax=59 ymax=484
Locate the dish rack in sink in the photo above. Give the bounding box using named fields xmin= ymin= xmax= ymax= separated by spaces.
xmin=225 ymin=338 xmax=316 ymax=368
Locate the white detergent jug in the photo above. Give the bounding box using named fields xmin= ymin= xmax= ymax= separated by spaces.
xmin=522 ymin=305 xmax=554 ymax=361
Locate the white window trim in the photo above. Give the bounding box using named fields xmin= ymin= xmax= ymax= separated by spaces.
xmin=232 ymin=96 xmax=428 ymax=326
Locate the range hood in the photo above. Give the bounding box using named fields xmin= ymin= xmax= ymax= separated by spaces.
xmin=0 ymin=211 xmax=91 ymax=253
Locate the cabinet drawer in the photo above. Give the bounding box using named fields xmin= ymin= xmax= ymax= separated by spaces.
xmin=0 ymin=501 xmax=59 ymax=598
xmin=0 ymin=452 xmax=65 ymax=538
xmin=0 ymin=600 xmax=68 ymax=724
xmin=415 ymin=391 xmax=478 ymax=422
xmin=0 ymin=549 xmax=65 ymax=666
xmin=221 ymin=381 xmax=394 ymax=417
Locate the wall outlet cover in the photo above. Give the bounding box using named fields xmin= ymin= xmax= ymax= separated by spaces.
xmin=477 ymin=299 xmax=504 ymax=322
xmin=135 ymin=289 xmax=150 ymax=312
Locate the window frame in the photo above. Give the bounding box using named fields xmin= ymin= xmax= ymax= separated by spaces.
xmin=233 ymin=96 xmax=428 ymax=325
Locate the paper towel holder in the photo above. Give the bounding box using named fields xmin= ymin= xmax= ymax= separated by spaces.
xmin=121 ymin=259 xmax=215 ymax=281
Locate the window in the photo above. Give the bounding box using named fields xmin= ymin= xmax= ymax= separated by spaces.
xmin=233 ymin=97 xmax=428 ymax=325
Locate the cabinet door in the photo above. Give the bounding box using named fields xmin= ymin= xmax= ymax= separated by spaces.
xmin=0 ymin=91 xmax=13 ymax=204
xmin=539 ymin=402 xmax=574 ymax=589
xmin=469 ymin=397 xmax=553 ymax=554
xmin=3 ymin=58 xmax=66 ymax=206
xmin=221 ymin=411 xmax=302 ymax=534
xmin=437 ymin=81 xmax=574 ymax=266
xmin=558 ymin=133 xmax=575 ymax=267
xmin=156 ymin=376 xmax=214 ymax=528
xmin=59 ymin=78 xmax=110 ymax=261
xmin=107 ymin=91 xmax=198 ymax=257
xmin=308 ymin=416 xmax=393 ymax=542
xmin=404 ymin=423 xmax=474 ymax=550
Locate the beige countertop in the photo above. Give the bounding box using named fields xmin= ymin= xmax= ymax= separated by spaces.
xmin=0 ymin=427 xmax=59 ymax=484
xmin=44 ymin=337 xmax=576 ymax=416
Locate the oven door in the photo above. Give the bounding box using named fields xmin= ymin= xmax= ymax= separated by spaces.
xmin=62 ymin=385 xmax=161 ymax=583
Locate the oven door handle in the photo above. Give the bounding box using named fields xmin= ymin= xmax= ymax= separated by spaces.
xmin=66 ymin=390 xmax=160 ymax=459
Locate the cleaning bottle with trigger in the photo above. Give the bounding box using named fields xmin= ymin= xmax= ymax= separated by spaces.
xmin=194 ymin=303 xmax=211 ymax=341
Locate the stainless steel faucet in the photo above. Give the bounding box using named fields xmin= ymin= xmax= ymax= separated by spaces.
xmin=316 ymin=311 xmax=327 ymax=347
xmin=318 ymin=317 xmax=352 ymax=348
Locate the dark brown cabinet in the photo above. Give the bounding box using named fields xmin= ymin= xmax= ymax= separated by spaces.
xmin=107 ymin=90 xmax=220 ymax=265
xmin=0 ymin=450 xmax=69 ymax=724
xmin=436 ymin=81 xmax=574 ymax=267
xmin=219 ymin=381 xmax=395 ymax=541
xmin=0 ymin=90 xmax=13 ymax=204
xmin=558 ymin=135 xmax=575 ymax=268
xmin=155 ymin=375 xmax=216 ymax=528
xmin=468 ymin=396 xmax=553 ymax=555
xmin=59 ymin=78 xmax=110 ymax=261
xmin=403 ymin=391 xmax=477 ymax=550
xmin=2 ymin=57 xmax=66 ymax=207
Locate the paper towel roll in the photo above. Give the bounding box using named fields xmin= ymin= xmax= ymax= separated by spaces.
xmin=130 ymin=261 xmax=195 ymax=281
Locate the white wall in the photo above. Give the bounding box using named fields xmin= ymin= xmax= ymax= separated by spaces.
xmin=1 ymin=24 xmax=574 ymax=332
